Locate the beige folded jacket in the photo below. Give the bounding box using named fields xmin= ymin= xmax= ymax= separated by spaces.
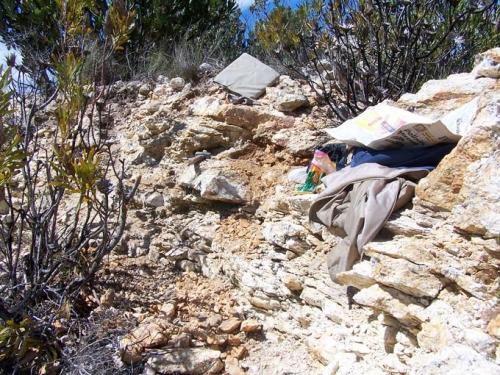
xmin=308 ymin=163 xmax=429 ymax=281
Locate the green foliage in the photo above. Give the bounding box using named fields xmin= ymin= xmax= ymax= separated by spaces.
xmin=54 ymin=52 xmax=86 ymax=138
xmin=0 ymin=0 xmax=244 ymax=82
xmin=120 ymin=0 xmax=245 ymax=81
xmin=0 ymin=4 xmax=138 ymax=374
xmin=0 ymin=0 xmax=108 ymax=77
xmin=0 ymin=319 xmax=58 ymax=372
xmin=0 ymin=130 xmax=24 ymax=187
xmin=0 ymin=1 xmax=61 ymax=58
xmin=104 ymin=0 xmax=136 ymax=52
xmin=53 ymin=146 xmax=102 ymax=199
xmin=0 ymin=68 xmax=25 ymax=188
xmin=50 ymin=1 xmax=135 ymax=199
xmin=253 ymin=0 xmax=499 ymax=120
xmin=0 ymin=67 xmax=12 ymax=115
xmin=254 ymin=3 xmax=308 ymax=51
xmin=129 ymin=0 xmax=239 ymax=44
xmin=138 ymin=20 xmax=246 ymax=81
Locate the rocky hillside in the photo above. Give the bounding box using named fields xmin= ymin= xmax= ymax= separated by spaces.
xmin=43 ymin=49 xmax=499 ymax=374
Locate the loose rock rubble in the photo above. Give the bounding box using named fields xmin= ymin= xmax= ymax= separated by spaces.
xmin=39 ymin=48 xmax=500 ymax=374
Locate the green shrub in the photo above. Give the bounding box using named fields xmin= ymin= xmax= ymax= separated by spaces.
xmin=0 ymin=1 xmax=138 ymax=372
xmin=0 ymin=319 xmax=58 ymax=373
xmin=253 ymin=0 xmax=499 ymax=121
xmin=1 ymin=0 xmax=245 ymax=85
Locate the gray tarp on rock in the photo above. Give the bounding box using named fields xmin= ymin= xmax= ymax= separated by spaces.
xmin=214 ymin=53 xmax=279 ymax=99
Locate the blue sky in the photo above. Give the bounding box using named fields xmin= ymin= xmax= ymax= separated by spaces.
xmin=237 ymin=0 xmax=302 ymax=10
xmin=238 ymin=0 xmax=302 ymax=30
xmin=0 ymin=42 xmax=21 ymax=70
xmin=0 ymin=43 xmax=9 ymax=68
xmin=237 ymin=0 xmax=256 ymax=8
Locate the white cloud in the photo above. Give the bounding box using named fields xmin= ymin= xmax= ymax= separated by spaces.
xmin=236 ymin=0 xmax=255 ymax=9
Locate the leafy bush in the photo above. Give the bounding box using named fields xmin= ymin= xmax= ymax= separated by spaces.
xmin=137 ymin=24 xmax=246 ymax=82
xmin=0 ymin=318 xmax=58 ymax=372
xmin=0 ymin=1 xmax=138 ymax=372
xmin=253 ymin=0 xmax=499 ymax=121
xmin=1 ymin=0 xmax=245 ymax=84
xmin=116 ymin=7 xmax=247 ymax=81
xmin=128 ymin=0 xmax=239 ymax=45
xmin=0 ymin=0 xmax=109 ymax=92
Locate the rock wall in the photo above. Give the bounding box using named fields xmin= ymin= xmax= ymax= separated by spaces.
xmin=337 ymin=48 xmax=500 ymax=373
xmin=41 ymin=50 xmax=499 ymax=374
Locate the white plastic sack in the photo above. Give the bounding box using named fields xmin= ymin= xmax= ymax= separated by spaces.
xmin=324 ymin=98 xmax=480 ymax=150
xmin=287 ymin=167 xmax=308 ymax=184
